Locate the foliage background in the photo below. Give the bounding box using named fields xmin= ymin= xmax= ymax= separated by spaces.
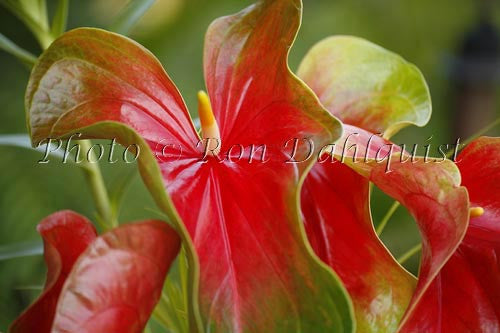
xmin=0 ymin=0 xmax=499 ymax=330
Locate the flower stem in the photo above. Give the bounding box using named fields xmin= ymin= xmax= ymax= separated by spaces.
xmin=397 ymin=243 xmax=422 ymax=265
xmin=33 ymin=16 xmax=116 ymax=230
xmin=143 ymin=324 xmax=152 ymax=333
xmin=376 ymin=201 xmax=400 ymax=235
xmin=0 ymin=33 xmax=37 ymax=66
xmin=446 ymin=117 xmax=500 ymax=159
xmin=78 ymin=140 xmax=116 ymax=230
xmin=378 ymin=118 xmax=499 ymax=236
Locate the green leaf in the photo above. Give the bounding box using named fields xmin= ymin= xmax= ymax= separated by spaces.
xmin=0 ymin=0 xmax=47 ymax=30
xmin=35 ymin=0 xmax=48 ymax=29
xmin=50 ymin=0 xmax=68 ymax=37
xmin=153 ymin=247 xmax=190 ymax=333
xmin=0 ymin=240 xmax=43 ymax=261
xmin=0 ymin=133 xmax=55 ymax=155
xmin=109 ymin=167 xmax=137 ymax=219
xmin=0 ymin=134 xmax=86 ymax=168
xmin=110 ymin=0 xmax=156 ymax=35
xmin=0 ymin=33 xmax=37 ymax=66
xmin=0 ymin=0 xmax=53 ymax=48
xmin=0 ymin=133 xmax=37 ymax=147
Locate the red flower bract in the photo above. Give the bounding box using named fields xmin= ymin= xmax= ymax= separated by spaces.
xmin=10 ymin=211 xmax=180 ymax=333
xmin=400 ymin=137 xmax=500 ymax=332
xmin=24 ymin=0 xmax=353 ymax=332
xmin=297 ymin=36 xmax=476 ymax=333
xmin=20 ymin=0 xmax=500 ymax=331
xmin=10 ymin=211 xmax=97 ymax=333
xmin=297 ymin=36 xmax=500 ymax=333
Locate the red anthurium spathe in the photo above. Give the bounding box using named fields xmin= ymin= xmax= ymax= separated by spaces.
xmin=302 ymin=127 xmax=470 ymax=333
xmin=297 ymin=36 xmax=431 ymax=140
xmin=303 ymin=126 xmax=470 ymax=333
xmin=10 ymin=211 xmax=97 ymax=333
xmin=25 ymin=1 xmax=354 ymax=332
xmin=338 ymin=136 xmax=469 ymax=333
xmin=399 ymin=136 xmax=500 ymax=332
xmin=297 ymin=36 xmax=500 ymax=333
xmin=51 ymin=219 xmax=180 ymax=333
xmin=297 ymin=36 xmax=431 ymax=332
xmin=10 ymin=211 xmax=181 ymax=333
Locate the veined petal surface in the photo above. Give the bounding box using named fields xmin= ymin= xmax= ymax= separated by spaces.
xmin=9 ymin=210 xmax=97 ymax=333
xmin=400 ymin=137 xmax=500 ymax=332
xmin=298 ymin=36 xmax=432 ymax=332
xmin=25 ymin=1 xmax=353 ymax=332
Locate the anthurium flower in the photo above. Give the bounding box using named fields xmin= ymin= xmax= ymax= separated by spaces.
xmin=333 ymin=140 xmax=470 ymax=333
xmin=24 ymin=0 xmax=354 ymax=331
xmin=399 ymin=136 xmax=500 ymax=332
xmin=10 ymin=210 xmax=181 ymax=333
xmin=297 ymin=36 xmax=471 ymax=332
xmin=298 ymin=38 xmax=500 ymax=332
xmin=10 ymin=211 xmax=97 ymax=333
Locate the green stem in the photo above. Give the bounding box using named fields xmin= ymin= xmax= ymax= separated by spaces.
xmin=397 ymin=243 xmax=422 ymax=264
xmin=446 ymin=117 xmax=500 ymax=159
xmin=378 ymin=118 xmax=500 ymax=236
xmin=376 ymin=201 xmax=400 ymax=235
xmin=143 ymin=324 xmax=152 ymax=333
xmin=33 ymin=30 xmax=53 ymax=50
xmin=0 ymin=33 xmax=37 ymax=66
xmin=29 ymin=9 xmax=117 ymax=230
xmin=0 ymin=0 xmax=54 ymax=49
xmin=79 ymin=140 xmax=117 ymax=230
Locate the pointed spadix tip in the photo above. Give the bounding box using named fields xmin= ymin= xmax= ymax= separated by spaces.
xmin=469 ymin=206 xmax=485 ymax=218
xmin=197 ymin=90 xmax=221 ymax=155
xmin=197 ymin=90 xmax=215 ymax=127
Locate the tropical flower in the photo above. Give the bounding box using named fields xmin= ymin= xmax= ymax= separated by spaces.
xmin=13 ymin=0 xmax=500 ymax=332
xmin=297 ymin=38 xmax=499 ymax=332
xmin=10 ymin=210 xmax=180 ymax=333
xmin=22 ymin=0 xmax=353 ymax=332
xmin=401 ymin=137 xmax=500 ymax=332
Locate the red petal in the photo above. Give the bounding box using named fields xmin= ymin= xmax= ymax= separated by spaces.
xmin=51 ymin=220 xmax=180 ymax=333
xmin=303 ymin=125 xmax=470 ymax=332
xmin=27 ymin=28 xmax=200 ymax=157
xmin=26 ymin=30 xmax=207 ymax=328
xmin=9 ymin=211 xmax=97 ymax=333
xmin=26 ymin=1 xmax=352 ymax=331
xmin=340 ymin=131 xmax=469 ymax=331
xmin=302 ymin=126 xmax=414 ymax=331
xmin=175 ymin=1 xmax=349 ymax=330
xmin=203 ymin=0 xmax=340 ymax=150
xmin=302 ymin=161 xmax=416 ymax=332
xmin=400 ymin=137 xmax=500 ymax=332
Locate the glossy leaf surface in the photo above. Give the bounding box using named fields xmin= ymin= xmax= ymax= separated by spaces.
xmin=298 ymin=36 xmax=432 ymax=332
xmin=400 ymin=137 xmax=500 ymax=332
xmin=25 ymin=1 xmax=354 ymax=331
xmin=51 ymin=220 xmax=181 ymax=333
xmin=10 ymin=210 xmax=97 ymax=333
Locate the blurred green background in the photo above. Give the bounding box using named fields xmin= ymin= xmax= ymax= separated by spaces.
xmin=0 ymin=0 xmax=499 ymax=330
